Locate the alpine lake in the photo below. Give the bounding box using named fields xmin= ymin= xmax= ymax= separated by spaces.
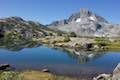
xmin=0 ymin=45 xmax=120 ymax=78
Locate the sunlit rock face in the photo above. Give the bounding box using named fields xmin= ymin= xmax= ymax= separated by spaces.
xmin=48 ymin=8 xmax=120 ymax=37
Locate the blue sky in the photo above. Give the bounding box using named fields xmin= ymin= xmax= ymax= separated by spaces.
xmin=0 ymin=0 xmax=120 ymax=24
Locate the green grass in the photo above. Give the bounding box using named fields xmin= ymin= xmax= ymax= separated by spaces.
xmin=93 ymin=37 xmax=120 ymax=51
xmin=0 ymin=71 xmax=76 ymax=80
xmin=0 ymin=71 xmax=22 ymax=80
xmin=105 ymin=42 xmax=120 ymax=51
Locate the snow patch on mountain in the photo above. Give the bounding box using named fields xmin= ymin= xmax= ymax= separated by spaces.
xmin=89 ymin=16 xmax=96 ymax=21
xmin=76 ymin=18 xmax=81 ymax=22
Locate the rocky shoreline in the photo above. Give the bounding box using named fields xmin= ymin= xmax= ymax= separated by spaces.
xmin=0 ymin=63 xmax=120 ymax=80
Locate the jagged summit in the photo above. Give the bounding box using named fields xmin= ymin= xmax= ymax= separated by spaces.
xmin=48 ymin=8 xmax=120 ymax=37
xmin=80 ymin=8 xmax=91 ymax=17
xmin=68 ymin=8 xmax=108 ymax=23
xmin=49 ymin=8 xmax=108 ymax=27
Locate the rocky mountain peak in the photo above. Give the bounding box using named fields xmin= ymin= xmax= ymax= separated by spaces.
xmin=48 ymin=8 xmax=120 ymax=37
xmin=80 ymin=8 xmax=91 ymax=17
xmin=68 ymin=8 xmax=93 ymax=23
xmin=68 ymin=8 xmax=108 ymax=23
xmin=49 ymin=8 xmax=108 ymax=27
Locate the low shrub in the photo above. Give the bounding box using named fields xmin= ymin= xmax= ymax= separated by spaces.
xmin=63 ymin=36 xmax=71 ymax=42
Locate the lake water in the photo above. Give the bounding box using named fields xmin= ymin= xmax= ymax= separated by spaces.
xmin=0 ymin=46 xmax=120 ymax=78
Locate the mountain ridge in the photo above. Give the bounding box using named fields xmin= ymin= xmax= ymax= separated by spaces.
xmin=48 ymin=8 xmax=120 ymax=37
xmin=0 ymin=16 xmax=60 ymax=50
xmin=0 ymin=8 xmax=120 ymax=38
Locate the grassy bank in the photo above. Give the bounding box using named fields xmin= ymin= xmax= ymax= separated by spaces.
xmin=0 ymin=71 xmax=76 ymax=80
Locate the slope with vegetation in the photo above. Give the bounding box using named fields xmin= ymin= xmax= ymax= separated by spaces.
xmin=0 ymin=71 xmax=76 ymax=80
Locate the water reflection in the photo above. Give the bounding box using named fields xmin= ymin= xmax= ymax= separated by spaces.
xmin=0 ymin=42 xmax=41 ymax=51
xmin=49 ymin=47 xmax=106 ymax=64
xmin=0 ymin=43 xmax=106 ymax=64
xmin=76 ymin=51 xmax=105 ymax=64
xmin=0 ymin=46 xmax=119 ymax=78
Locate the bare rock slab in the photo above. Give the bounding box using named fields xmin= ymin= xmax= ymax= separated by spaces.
xmin=113 ymin=63 xmax=120 ymax=80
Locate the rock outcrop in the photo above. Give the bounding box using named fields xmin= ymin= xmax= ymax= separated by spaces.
xmin=112 ymin=63 xmax=120 ymax=80
xmin=0 ymin=64 xmax=10 ymax=71
xmin=93 ymin=74 xmax=111 ymax=80
xmin=42 ymin=69 xmax=50 ymax=73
